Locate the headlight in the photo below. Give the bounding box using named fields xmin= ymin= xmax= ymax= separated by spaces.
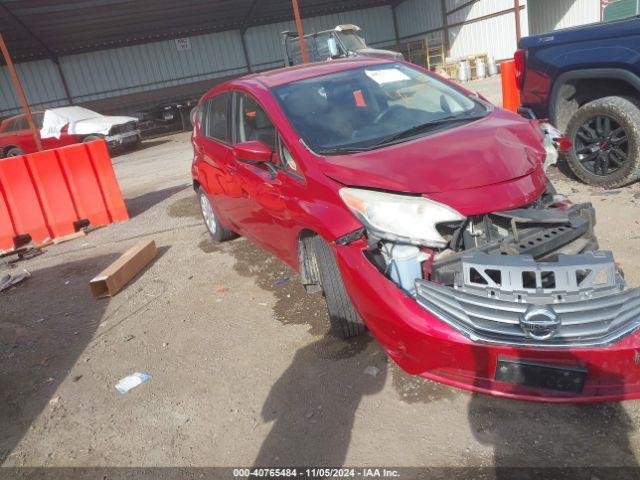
xmin=339 ymin=188 xmax=466 ymax=248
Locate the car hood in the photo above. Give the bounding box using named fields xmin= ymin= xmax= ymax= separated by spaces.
xmin=318 ymin=109 xmax=546 ymax=196
xmin=71 ymin=116 xmax=138 ymax=136
xmin=41 ymin=107 xmax=137 ymax=139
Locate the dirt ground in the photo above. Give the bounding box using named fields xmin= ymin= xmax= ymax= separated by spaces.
xmin=2 ymin=79 xmax=640 ymax=470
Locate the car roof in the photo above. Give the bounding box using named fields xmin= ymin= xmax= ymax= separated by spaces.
xmin=1 ymin=112 xmax=43 ymax=124
xmin=235 ymin=57 xmax=396 ymax=89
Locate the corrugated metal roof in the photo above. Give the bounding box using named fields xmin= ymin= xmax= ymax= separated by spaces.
xmin=0 ymin=0 xmax=389 ymax=63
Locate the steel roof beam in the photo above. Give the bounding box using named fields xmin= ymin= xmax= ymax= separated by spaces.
xmin=241 ymin=0 xmax=265 ymax=34
xmin=0 ymin=2 xmax=58 ymax=63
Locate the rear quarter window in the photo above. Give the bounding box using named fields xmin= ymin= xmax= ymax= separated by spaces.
xmin=204 ymin=93 xmax=230 ymax=143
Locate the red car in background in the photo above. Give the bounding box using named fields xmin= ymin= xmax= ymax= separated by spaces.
xmin=0 ymin=106 xmax=140 ymax=157
xmin=191 ymin=57 xmax=640 ymax=402
xmin=0 ymin=112 xmax=78 ymax=157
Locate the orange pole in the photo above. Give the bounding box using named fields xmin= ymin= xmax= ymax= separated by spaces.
xmin=291 ymin=0 xmax=309 ymax=64
xmin=501 ymin=60 xmax=520 ymax=112
xmin=0 ymin=33 xmax=42 ymax=151
xmin=514 ymin=0 xmax=521 ymax=43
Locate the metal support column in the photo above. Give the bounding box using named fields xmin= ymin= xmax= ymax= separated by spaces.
xmin=292 ymin=0 xmax=309 ymax=64
xmin=0 ymin=33 xmax=42 ymax=151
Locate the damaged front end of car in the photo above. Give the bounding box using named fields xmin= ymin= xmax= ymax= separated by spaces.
xmin=345 ymin=180 xmax=640 ymax=348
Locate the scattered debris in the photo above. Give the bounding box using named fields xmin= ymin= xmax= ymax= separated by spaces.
xmin=0 ymin=270 xmax=30 ymax=293
xmin=305 ymin=410 xmax=314 ymax=419
xmin=162 ymin=342 xmax=168 ymax=348
xmin=49 ymin=396 xmax=61 ymax=406
xmin=364 ymin=365 xmax=381 ymax=377
xmin=5 ymin=248 xmax=44 ymax=265
xmin=215 ymin=285 xmax=229 ymax=293
xmin=90 ymin=240 xmax=157 ymax=298
xmin=124 ymin=334 xmax=135 ymax=342
xmin=73 ymin=375 xmax=83 ymax=382
xmin=273 ymin=277 xmax=290 ymax=287
xmin=115 ymin=372 xmax=152 ymax=394
xmin=53 ymin=230 xmax=87 ymax=244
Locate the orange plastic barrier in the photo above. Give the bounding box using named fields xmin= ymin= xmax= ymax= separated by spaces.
xmin=25 ymin=149 xmax=78 ymax=239
xmin=501 ymin=60 xmax=521 ymax=112
xmin=0 ymin=140 xmax=129 ymax=251
xmin=85 ymin=140 xmax=129 ymax=222
xmin=0 ymin=155 xmax=51 ymax=245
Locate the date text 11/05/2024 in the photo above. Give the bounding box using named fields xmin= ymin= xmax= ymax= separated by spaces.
xmin=233 ymin=468 xmax=400 ymax=478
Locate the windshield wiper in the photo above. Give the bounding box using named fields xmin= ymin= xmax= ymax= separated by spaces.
xmin=371 ymin=113 xmax=486 ymax=148
xmin=318 ymin=146 xmax=373 ymax=155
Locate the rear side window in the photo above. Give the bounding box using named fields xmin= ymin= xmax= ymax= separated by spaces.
xmin=33 ymin=113 xmax=44 ymax=129
xmin=14 ymin=117 xmax=28 ymax=131
xmin=4 ymin=116 xmax=27 ymax=132
xmin=205 ymin=93 xmax=230 ymax=142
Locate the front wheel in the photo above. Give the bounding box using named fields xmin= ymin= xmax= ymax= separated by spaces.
xmin=565 ymin=96 xmax=640 ymax=188
xmin=311 ymin=236 xmax=367 ymax=339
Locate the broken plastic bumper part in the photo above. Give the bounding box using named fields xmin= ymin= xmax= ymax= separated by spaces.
xmin=335 ymin=243 xmax=640 ymax=402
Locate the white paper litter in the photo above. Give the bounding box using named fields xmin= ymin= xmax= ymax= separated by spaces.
xmin=365 ymin=68 xmax=411 ymax=85
xmin=115 ymin=372 xmax=152 ymax=394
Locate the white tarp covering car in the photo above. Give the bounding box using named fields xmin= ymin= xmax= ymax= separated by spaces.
xmin=40 ymin=106 xmax=141 ymax=148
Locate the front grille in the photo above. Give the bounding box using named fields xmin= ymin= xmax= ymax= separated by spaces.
xmin=416 ymin=281 xmax=640 ymax=347
xmin=110 ymin=122 xmax=136 ymax=135
xmin=416 ymin=251 xmax=640 ymax=348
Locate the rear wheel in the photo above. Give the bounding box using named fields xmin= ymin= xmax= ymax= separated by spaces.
xmin=311 ymin=236 xmax=367 ymax=339
xmin=198 ymin=187 xmax=236 ymax=242
xmin=565 ymin=96 xmax=640 ymax=188
xmin=5 ymin=147 xmax=24 ymax=157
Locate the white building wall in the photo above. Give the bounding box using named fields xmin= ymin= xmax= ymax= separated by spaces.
xmin=395 ymin=0 xmax=443 ymax=41
xmin=448 ymin=0 xmax=529 ymax=60
xmin=528 ymin=0 xmax=601 ymax=35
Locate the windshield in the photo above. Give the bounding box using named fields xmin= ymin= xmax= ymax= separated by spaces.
xmin=338 ymin=31 xmax=367 ymax=51
xmin=272 ymin=63 xmax=487 ymax=154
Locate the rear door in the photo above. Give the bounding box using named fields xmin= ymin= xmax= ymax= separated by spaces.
xmin=196 ymin=92 xmax=244 ymax=230
xmin=6 ymin=116 xmax=37 ymax=153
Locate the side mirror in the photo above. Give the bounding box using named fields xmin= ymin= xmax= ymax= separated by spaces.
xmin=233 ymin=141 xmax=274 ymax=162
xmin=517 ymin=106 xmax=537 ymax=120
xmin=328 ymin=37 xmax=340 ymax=58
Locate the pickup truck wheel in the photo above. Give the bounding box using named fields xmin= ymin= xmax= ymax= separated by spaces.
xmin=198 ymin=187 xmax=236 ymax=242
xmin=311 ymin=236 xmax=367 ymax=339
xmin=5 ymin=147 xmax=24 ymax=157
xmin=566 ymin=96 xmax=640 ymax=188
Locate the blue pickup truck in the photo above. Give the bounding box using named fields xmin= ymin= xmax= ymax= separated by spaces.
xmin=517 ymin=14 xmax=640 ymax=188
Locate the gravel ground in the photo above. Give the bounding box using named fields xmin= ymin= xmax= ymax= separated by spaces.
xmin=2 ymin=78 xmax=640 ymax=470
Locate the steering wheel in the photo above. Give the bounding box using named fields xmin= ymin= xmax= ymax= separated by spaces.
xmin=374 ymin=104 xmax=406 ymax=125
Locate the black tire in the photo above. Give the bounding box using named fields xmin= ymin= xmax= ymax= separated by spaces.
xmin=197 ymin=187 xmax=236 ymax=242
xmin=124 ymin=137 xmax=141 ymax=151
xmin=5 ymin=146 xmax=24 ymax=157
xmin=565 ymin=96 xmax=640 ymax=188
xmin=82 ymin=135 xmax=103 ymax=143
xmin=311 ymin=236 xmax=366 ymax=339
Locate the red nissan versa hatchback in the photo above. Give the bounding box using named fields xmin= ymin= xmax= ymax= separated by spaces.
xmin=191 ymin=58 xmax=640 ymax=402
